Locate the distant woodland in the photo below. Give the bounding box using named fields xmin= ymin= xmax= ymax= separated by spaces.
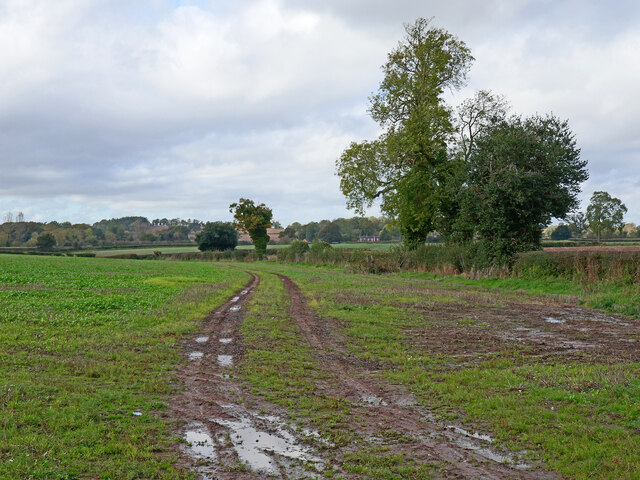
xmin=0 ymin=215 xmax=400 ymax=249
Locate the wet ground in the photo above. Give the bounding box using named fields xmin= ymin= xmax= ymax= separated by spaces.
xmin=170 ymin=275 xmax=327 ymax=479
xmin=169 ymin=272 xmax=587 ymax=479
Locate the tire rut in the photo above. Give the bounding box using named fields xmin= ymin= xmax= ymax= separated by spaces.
xmin=278 ymin=273 xmax=560 ymax=480
xmin=170 ymin=274 xmax=328 ymax=479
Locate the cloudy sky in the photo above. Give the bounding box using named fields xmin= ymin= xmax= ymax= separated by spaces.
xmin=1 ymin=0 xmax=639 ymax=226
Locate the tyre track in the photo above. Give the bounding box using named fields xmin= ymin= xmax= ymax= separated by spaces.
xmin=278 ymin=273 xmax=559 ymax=480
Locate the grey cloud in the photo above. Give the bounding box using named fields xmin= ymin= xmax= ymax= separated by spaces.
xmin=0 ymin=0 xmax=639 ymax=225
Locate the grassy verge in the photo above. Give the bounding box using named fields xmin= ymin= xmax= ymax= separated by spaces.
xmin=0 ymin=255 xmax=248 ymax=479
xmin=246 ymin=262 xmax=640 ymax=479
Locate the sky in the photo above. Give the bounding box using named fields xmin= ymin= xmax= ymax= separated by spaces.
xmin=1 ymin=0 xmax=639 ymax=226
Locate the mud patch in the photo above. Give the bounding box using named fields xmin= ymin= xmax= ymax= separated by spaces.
xmin=183 ymin=421 xmax=217 ymax=461
xmin=361 ymin=394 xmax=388 ymax=407
xmin=545 ymin=317 xmax=564 ymax=324
xmin=188 ymin=351 xmax=203 ymax=361
xmin=217 ymin=354 xmax=233 ymax=367
xmin=214 ymin=412 xmax=323 ymax=475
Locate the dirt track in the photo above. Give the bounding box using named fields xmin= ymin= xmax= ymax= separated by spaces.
xmin=169 ymin=272 xmax=568 ymax=479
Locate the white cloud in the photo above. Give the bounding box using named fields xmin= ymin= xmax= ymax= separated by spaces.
xmin=0 ymin=0 xmax=639 ymax=225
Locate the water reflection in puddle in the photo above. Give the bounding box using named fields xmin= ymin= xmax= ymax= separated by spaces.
xmin=229 ymin=305 xmax=241 ymax=312
xmin=189 ymin=351 xmax=204 ymax=361
xmin=545 ymin=317 xmax=564 ymax=324
xmin=241 ymin=290 xmax=248 ymax=295
xmin=183 ymin=421 xmax=216 ymax=461
xmin=444 ymin=425 xmax=530 ymax=469
xmin=219 ymin=338 xmax=232 ymax=344
xmin=231 ymin=296 xmax=240 ymax=303
xmin=447 ymin=425 xmax=493 ymax=442
xmin=217 ymin=355 xmax=233 ymax=367
xmin=214 ymin=414 xmax=323 ymax=474
xmin=361 ymin=395 xmax=388 ymax=407
xmin=195 ymin=336 xmax=209 ymax=343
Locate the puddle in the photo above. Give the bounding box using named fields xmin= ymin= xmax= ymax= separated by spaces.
xmin=195 ymin=336 xmax=209 ymax=343
xmin=217 ymin=355 xmax=233 ymax=367
xmin=231 ymin=296 xmax=240 ymax=303
xmin=183 ymin=421 xmax=216 ymax=461
xmin=229 ymin=305 xmax=241 ymax=312
xmin=219 ymin=338 xmax=232 ymax=344
xmin=214 ymin=414 xmax=323 ymax=474
xmin=241 ymin=290 xmax=248 ymax=295
xmin=545 ymin=317 xmax=564 ymax=324
xmin=447 ymin=425 xmax=493 ymax=442
xmin=444 ymin=426 xmax=530 ymax=470
xmin=361 ymin=395 xmax=388 ymax=407
xmin=189 ymin=351 xmax=204 ymax=361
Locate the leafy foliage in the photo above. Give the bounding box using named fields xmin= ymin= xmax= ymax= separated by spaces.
xmin=457 ymin=114 xmax=588 ymax=261
xmin=318 ymin=222 xmax=343 ymax=243
xmin=229 ymin=198 xmax=273 ymax=258
xmin=586 ymin=191 xmax=627 ymax=242
xmin=551 ymin=225 xmax=572 ymax=240
xmin=36 ymin=232 xmax=56 ymax=251
xmin=336 ymin=18 xmax=473 ymax=247
xmin=196 ymin=221 xmax=238 ymax=251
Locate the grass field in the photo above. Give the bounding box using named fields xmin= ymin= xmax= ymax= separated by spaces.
xmin=0 ymin=254 xmax=248 ymax=479
xmin=2 ymin=254 xmax=639 ymax=478
xmin=237 ymin=263 xmax=640 ymax=479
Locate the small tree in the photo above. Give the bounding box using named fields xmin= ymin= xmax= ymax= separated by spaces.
xmin=36 ymin=232 xmax=56 ymax=251
xmin=550 ymin=224 xmax=572 ymax=240
xmin=586 ymin=191 xmax=627 ymax=242
xmin=229 ymin=198 xmax=272 ymax=258
xmin=196 ymin=222 xmax=238 ymax=251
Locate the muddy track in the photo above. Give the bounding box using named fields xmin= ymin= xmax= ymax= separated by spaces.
xmin=170 ymin=273 xmax=330 ymax=480
xmin=278 ymin=273 xmax=560 ymax=480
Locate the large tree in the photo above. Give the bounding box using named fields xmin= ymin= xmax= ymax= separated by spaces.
xmin=336 ymin=18 xmax=473 ymax=248
xmin=586 ymin=191 xmax=627 ymax=242
xmin=196 ymin=222 xmax=238 ymax=251
xmin=458 ymin=114 xmax=588 ymax=260
xmin=229 ymin=198 xmax=273 ymax=258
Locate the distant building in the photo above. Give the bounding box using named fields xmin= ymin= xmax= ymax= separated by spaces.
xmin=237 ymin=228 xmax=284 ymax=244
xmin=358 ymin=235 xmax=379 ymax=243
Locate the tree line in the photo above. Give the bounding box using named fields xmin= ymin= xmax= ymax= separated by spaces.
xmin=0 ymin=216 xmax=204 ymax=249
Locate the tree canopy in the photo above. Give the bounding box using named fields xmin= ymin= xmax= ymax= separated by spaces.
xmin=551 ymin=225 xmax=572 ymax=241
xmin=586 ymin=191 xmax=627 ymax=242
xmin=336 ymin=18 xmax=473 ymax=247
xmin=36 ymin=233 xmax=56 ymax=251
xmin=457 ymin=114 xmax=588 ymax=260
xmin=196 ymin=222 xmax=238 ymax=251
xmin=229 ymin=198 xmax=272 ymax=257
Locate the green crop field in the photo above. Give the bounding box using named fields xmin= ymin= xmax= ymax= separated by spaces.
xmin=235 ymin=263 xmax=640 ymax=479
xmin=2 ymin=254 xmax=639 ymax=479
xmin=0 ymin=254 xmax=248 ymax=479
